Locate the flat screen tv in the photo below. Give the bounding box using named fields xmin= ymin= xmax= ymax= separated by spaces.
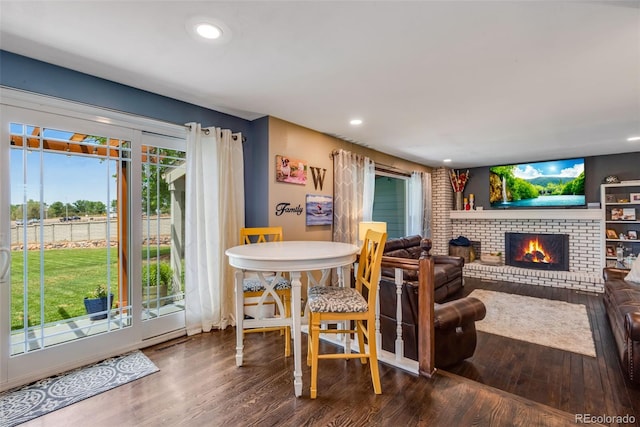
xmin=489 ymin=158 xmax=585 ymax=208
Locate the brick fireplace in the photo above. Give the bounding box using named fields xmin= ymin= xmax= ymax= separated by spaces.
xmin=431 ymin=167 xmax=604 ymax=293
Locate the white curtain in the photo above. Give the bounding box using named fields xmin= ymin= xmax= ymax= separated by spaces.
xmin=333 ymin=149 xmax=375 ymax=244
xmin=185 ymin=123 xmax=244 ymax=335
xmin=362 ymin=158 xmax=375 ymax=222
xmin=408 ymin=171 xmax=432 ymax=238
xmin=408 ymin=172 xmax=423 ymax=236
xmin=422 ymin=171 xmax=432 ymax=238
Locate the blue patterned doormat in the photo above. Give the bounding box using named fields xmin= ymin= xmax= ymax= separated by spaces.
xmin=0 ymin=350 xmax=159 ymax=427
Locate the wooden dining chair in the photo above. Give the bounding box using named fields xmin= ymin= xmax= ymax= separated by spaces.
xmin=306 ymin=229 xmax=387 ymax=398
xmin=239 ymin=226 xmax=291 ymax=357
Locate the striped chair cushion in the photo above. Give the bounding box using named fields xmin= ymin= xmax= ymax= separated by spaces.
xmin=307 ymin=286 xmax=368 ymax=313
xmin=243 ymin=276 xmax=291 ymax=293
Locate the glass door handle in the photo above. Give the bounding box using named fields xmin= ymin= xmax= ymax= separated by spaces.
xmin=0 ymin=248 xmax=9 ymax=281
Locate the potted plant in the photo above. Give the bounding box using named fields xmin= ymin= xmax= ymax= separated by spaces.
xmin=142 ymin=262 xmax=173 ymax=308
xmin=84 ymin=284 xmax=114 ymax=320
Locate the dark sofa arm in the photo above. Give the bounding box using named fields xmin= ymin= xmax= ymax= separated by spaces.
xmin=626 ymin=312 xmax=640 ymax=341
xmin=434 ymin=297 xmax=486 ymax=330
xmin=603 ymin=267 xmax=630 ymax=281
xmin=433 ymin=255 xmax=464 ymax=267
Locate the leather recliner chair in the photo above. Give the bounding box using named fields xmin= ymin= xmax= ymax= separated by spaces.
xmin=379 ymin=235 xmax=486 ymax=368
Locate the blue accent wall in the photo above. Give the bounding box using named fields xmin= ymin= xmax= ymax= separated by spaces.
xmin=0 ymin=50 xmax=269 ymax=226
xmin=243 ymin=116 xmax=270 ymax=227
xmin=0 ymin=51 xmax=250 ymax=131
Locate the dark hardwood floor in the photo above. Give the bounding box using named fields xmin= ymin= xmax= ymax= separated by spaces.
xmin=19 ymin=277 xmax=639 ymax=426
xmin=447 ymin=277 xmax=640 ymax=427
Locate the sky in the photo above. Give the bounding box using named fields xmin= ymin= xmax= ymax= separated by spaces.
xmin=9 ymin=125 xmax=117 ymax=206
xmin=513 ymin=158 xmax=584 ymax=180
xmin=10 ymin=150 xmax=117 ymax=206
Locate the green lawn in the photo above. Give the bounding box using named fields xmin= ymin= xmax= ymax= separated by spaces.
xmin=10 ymin=246 xmax=171 ymax=331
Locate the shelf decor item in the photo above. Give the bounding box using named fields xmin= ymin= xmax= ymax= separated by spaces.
xmin=611 ymin=208 xmax=624 ymax=220
xmin=449 ymin=169 xmax=469 ymax=210
xmin=607 ymin=229 xmax=619 ymax=239
xmin=623 ymin=208 xmax=636 ymax=221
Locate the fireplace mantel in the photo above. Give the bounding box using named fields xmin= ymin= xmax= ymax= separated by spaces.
xmin=450 ymin=209 xmax=601 ymax=220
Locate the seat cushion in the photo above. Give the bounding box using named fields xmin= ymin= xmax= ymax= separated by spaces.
xmin=243 ymin=276 xmax=291 ymax=292
xmin=307 ymin=286 xmax=368 ymax=313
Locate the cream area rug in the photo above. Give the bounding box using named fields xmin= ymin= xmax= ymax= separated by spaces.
xmin=468 ymin=289 xmax=596 ymax=357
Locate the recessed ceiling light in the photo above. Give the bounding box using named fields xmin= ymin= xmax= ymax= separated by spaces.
xmin=350 ymin=119 xmax=363 ymax=126
xmin=186 ymin=16 xmax=231 ymax=44
xmin=627 ymin=136 xmax=640 ymax=142
xmin=196 ymin=23 xmax=222 ymax=39
xmin=443 ymin=159 xmax=452 ymax=163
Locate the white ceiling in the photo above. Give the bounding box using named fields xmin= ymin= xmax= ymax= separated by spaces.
xmin=1 ymin=0 xmax=639 ymax=168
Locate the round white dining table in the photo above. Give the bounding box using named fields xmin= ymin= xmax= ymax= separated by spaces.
xmin=225 ymin=240 xmax=359 ymax=397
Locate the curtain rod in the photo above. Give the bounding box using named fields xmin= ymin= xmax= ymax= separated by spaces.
xmin=330 ymin=149 xmax=411 ymax=177
xmin=185 ymin=124 xmax=246 ymax=142
xmin=376 ymin=164 xmax=412 ymax=177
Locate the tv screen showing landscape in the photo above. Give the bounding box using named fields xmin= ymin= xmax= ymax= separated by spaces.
xmin=489 ymin=158 xmax=585 ymax=208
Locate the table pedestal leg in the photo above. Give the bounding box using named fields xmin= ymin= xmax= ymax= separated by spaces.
xmin=290 ymin=271 xmax=302 ymax=397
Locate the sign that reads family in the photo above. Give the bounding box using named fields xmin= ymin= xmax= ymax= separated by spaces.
xmin=275 ymin=202 xmax=303 ymax=216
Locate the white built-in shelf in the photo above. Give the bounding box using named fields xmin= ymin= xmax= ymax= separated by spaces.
xmin=449 ymin=209 xmax=602 ymax=220
xmin=606 ymin=221 xmax=640 ymax=224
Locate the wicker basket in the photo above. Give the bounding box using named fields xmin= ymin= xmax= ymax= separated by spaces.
xmin=449 ymin=245 xmax=475 ymax=263
xmin=480 ymin=253 xmax=502 ymax=265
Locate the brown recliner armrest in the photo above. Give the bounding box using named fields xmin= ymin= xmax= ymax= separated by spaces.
xmin=625 ymin=312 xmax=640 ymax=341
xmin=434 ymin=297 xmax=486 ymax=330
xmin=433 ymin=255 xmax=465 ymax=267
xmin=603 ymin=267 xmax=630 ymax=281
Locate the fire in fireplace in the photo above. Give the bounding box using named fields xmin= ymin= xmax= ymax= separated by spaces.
xmin=505 ymin=232 xmax=569 ymax=271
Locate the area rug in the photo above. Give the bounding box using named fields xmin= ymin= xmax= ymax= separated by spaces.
xmin=0 ymin=350 xmax=158 ymax=427
xmin=468 ymin=289 xmax=596 ymax=357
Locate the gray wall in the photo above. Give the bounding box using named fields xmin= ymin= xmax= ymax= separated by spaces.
xmin=463 ymin=152 xmax=640 ymax=209
xmin=0 ymin=50 xmax=269 ymax=227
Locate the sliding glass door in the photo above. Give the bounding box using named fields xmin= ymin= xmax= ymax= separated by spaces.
xmin=0 ymin=101 xmax=186 ymax=390
xmin=140 ymin=134 xmax=186 ymax=339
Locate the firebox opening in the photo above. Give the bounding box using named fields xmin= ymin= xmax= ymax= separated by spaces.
xmin=505 ymin=232 xmax=569 ymax=271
